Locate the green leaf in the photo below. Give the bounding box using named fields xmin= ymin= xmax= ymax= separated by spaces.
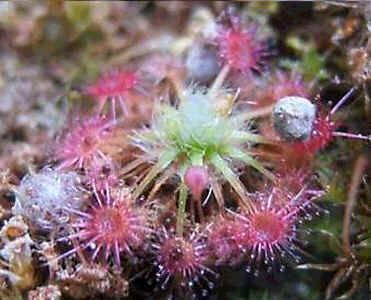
xmin=209 ymin=153 xmax=253 ymax=210
xmin=227 ymin=148 xmax=275 ymax=181
xmin=132 ymin=150 xmax=177 ymax=199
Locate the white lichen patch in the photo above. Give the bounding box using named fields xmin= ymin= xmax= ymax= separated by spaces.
xmin=12 ymin=168 xmax=85 ymax=230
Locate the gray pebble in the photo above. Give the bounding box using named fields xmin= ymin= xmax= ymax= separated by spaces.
xmin=272 ymin=96 xmax=316 ymax=141
xmin=186 ymin=42 xmax=220 ymax=84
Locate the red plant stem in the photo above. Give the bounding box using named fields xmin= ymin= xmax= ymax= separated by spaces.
xmin=330 ymin=87 xmax=355 ymax=115
xmin=332 ymin=131 xmax=370 ymax=141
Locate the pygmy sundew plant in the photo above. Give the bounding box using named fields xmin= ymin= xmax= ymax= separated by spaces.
xmin=63 ymin=186 xmax=150 ymax=267
xmin=209 ymin=185 xmax=324 ymax=270
xmin=152 ymin=226 xmax=215 ymax=294
xmin=215 ymin=14 xmax=266 ymax=74
xmin=206 ymin=13 xmax=268 ymax=99
xmin=86 ymin=70 xmax=139 ymax=119
xmin=54 ymin=115 xmax=117 ymax=171
xmin=207 ymin=215 xmax=245 ymax=266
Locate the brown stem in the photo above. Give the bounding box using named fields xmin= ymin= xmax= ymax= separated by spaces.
xmin=210 ymin=175 xmax=224 ymax=208
xmin=194 ymin=196 xmax=205 ymax=224
xmin=147 ymin=166 xmax=175 ymax=200
xmin=176 ymin=183 xmax=188 ymax=237
xmin=342 ymin=155 xmax=368 ymax=259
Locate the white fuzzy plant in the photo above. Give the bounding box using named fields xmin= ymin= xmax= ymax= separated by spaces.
xmin=128 ymin=86 xmax=274 ymax=234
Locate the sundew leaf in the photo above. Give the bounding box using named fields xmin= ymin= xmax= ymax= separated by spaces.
xmin=132 ymin=150 xmax=177 ymax=199
xmin=227 ymin=148 xmax=275 ymax=180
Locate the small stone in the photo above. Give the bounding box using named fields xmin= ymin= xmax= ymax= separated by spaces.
xmin=186 ymin=42 xmax=220 ymax=84
xmin=272 ymin=96 xmax=316 ymax=141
